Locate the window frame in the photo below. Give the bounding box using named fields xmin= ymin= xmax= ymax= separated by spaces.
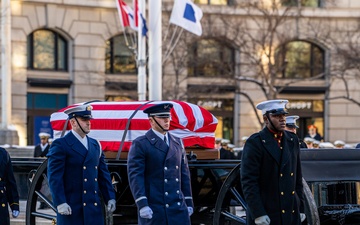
xmin=275 ymin=40 xmax=325 ymax=79
xmin=194 ymin=0 xmax=231 ymax=6
xmin=105 ymin=34 xmax=137 ymax=75
xmin=27 ymin=29 xmax=68 ymax=71
xmin=281 ymin=0 xmax=322 ymax=7
xmin=188 ymin=39 xmax=235 ymax=78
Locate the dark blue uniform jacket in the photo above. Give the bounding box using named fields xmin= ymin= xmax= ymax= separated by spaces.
xmin=127 ymin=129 xmax=194 ymax=225
xmin=47 ymin=132 xmax=115 ymax=225
xmin=0 ymin=148 xmax=19 ymax=225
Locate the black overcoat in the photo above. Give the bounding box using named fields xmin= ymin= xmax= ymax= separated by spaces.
xmin=34 ymin=144 xmax=50 ymax=157
xmin=127 ymin=129 xmax=194 ymax=225
xmin=0 ymin=147 xmax=19 ymax=225
xmin=240 ymin=128 xmax=305 ymax=225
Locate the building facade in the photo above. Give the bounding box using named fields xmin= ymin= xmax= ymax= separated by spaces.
xmin=1 ymin=0 xmax=360 ymax=146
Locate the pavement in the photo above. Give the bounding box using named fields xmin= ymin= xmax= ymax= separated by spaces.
xmin=11 ymin=200 xmax=245 ymax=225
xmin=10 ymin=200 xmax=53 ymax=225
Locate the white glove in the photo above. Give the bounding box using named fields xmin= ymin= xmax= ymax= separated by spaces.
xmin=300 ymin=213 xmax=306 ymax=222
xmin=188 ymin=207 xmax=193 ymax=216
xmin=139 ymin=206 xmax=153 ymax=219
xmin=57 ymin=203 xmax=72 ymax=215
xmin=12 ymin=210 xmax=19 ymax=218
xmin=255 ymin=215 xmax=270 ymax=225
xmin=107 ymin=199 xmax=116 ymax=213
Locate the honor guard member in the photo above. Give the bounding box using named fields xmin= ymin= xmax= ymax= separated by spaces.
xmin=285 ymin=115 xmax=307 ymax=149
xmin=334 ymin=140 xmax=346 ymax=149
xmin=312 ymin=140 xmax=320 ymax=149
xmin=35 ymin=133 xmax=51 ymax=209
xmin=304 ymin=137 xmax=315 ymax=149
xmin=127 ymin=103 xmax=194 ymax=225
xmin=319 ymin=142 xmax=335 ymax=149
xmin=47 ymin=104 xmax=116 ymax=225
xmin=215 ymin=137 xmax=222 ymax=150
xmin=0 ymin=147 xmax=20 ymax=225
xmin=34 ymin=132 xmax=51 ymax=157
xmin=240 ymin=99 xmax=306 ymax=225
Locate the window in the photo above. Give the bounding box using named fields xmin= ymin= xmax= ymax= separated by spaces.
xmin=27 ymin=93 xmax=68 ymax=145
xmin=275 ymin=41 xmax=324 ymax=79
xmin=194 ymin=0 xmax=229 ymax=5
xmin=105 ymin=35 xmax=137 ymax=74
xmin=27 ymin=29 xmax=67 ymax=70
xmin=188 ymin=39 xmax=235 ymax=77
xmin=282 ymin=0 xmax=321 ymax=7
xmin=27 ymin=93 xmax=68 ymax=109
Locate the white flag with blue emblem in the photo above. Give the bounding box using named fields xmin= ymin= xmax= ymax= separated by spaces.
xmin=170 ymin=0 xmax=203 ymax=36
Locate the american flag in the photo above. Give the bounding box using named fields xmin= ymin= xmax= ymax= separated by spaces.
xmin=50 ymin=101 xmax=218 ymax=152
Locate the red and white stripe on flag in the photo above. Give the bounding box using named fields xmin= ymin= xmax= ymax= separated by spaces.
xmin=116 ymin=0 xmax=130 ymax=27
xmin=50 ymin=101 xmax=218 ymax=152
xmin=133 ymin=0 xmax=138 ymax=27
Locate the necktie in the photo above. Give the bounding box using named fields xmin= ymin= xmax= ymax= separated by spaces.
xmin=164 ymin=136 xmax=168 ymax=146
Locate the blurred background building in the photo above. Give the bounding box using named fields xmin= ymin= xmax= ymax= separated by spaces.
xmin=1 ymin=0 xmax=360 ymax=147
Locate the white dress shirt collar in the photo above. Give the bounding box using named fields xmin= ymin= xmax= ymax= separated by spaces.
xmin=71 ymin=130 xmax=88 ymax=150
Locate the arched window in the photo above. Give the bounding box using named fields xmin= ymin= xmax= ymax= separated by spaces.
xmin=105 ymin=35 xmax=137 ymax=74
xmin=276 ymin=41 xmax=324 ymax=79
xmin=188 ymin=39 xmax=235 ymax=77
xmin=282 ymin=0 xmax=321 ymax=7
xmin=194 ymin=0 xmax=229 ymax=5
xmin=27 ymin=29 xmax=67 ymax=70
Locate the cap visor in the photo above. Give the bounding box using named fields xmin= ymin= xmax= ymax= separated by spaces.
xmin=150 ymin=113 xmax=171 ymax=118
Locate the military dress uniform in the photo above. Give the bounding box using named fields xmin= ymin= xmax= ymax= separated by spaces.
xmin=285 ymin=116 xmax=307 ymax=149
xmin=34 ymin=143 xmax=50 ymax=157
xmin=0 ymin=147 xmax=20 ymax=225
xmin=34 ymin=132 xmax=51 ymax=157
xmin=240 ymin=128 xmax=305 ymax=225
xmin=47 ymin=132 xmax=115 ymax=225
xmin=127 ymin=129 xmax=194 ymax=225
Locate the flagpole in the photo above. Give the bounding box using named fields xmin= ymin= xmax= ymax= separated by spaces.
xmin=148 ymin=0 xmax=162 ymax=100
xmin=1 ymin=0 xmax=12 ymax=129
xmin=137 ymin=0 xmax=146 ymax=100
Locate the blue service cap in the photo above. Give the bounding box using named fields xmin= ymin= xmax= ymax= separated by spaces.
xmin=64 ymin=104 xmax=93 ymax=119
xmin=256 ymin=99 xmax=289 ymax=115
xmin=286 ymin=115 xmax=299 ymax=128
xmin=143 ymin=103 xmax=173 ymax=118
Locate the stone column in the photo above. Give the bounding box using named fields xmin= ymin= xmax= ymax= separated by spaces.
xmin=1 ymin=0 xmax=19 ymax=145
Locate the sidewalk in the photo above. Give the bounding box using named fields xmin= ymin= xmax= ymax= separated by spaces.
xmin=11 ymin=200 xmax=245 ymax=225
xmin=10 ymin=200 xmax=53 ymax=225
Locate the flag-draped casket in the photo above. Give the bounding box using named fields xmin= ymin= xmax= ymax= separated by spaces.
xmin=50 ymin=101 xmax=218 ymax=152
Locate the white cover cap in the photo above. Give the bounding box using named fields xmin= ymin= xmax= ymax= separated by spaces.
xmin=256 ymin=99 xmax=289 ymax=115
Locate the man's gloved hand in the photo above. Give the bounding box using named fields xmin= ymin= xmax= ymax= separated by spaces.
xmin=139 ymin=206 xmax=153 ymax=219
xmin=107 ymin=199 xmax=116 ymax=213
xmin=255 ymin=215 xmax=270 ymax=225
xmin=187 ymin=207 xmax=193 ymax=216
xmin=12 ymin=210 xmax=19 ymax=218
xmin=57 ymin=203 xmax=72 ymax=215
xmin=300 ymin=213 xmax=306 ymax=222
